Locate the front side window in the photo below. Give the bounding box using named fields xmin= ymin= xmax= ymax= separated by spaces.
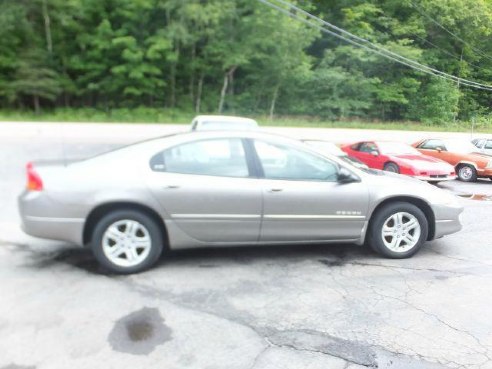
xmin=485 ymin=140 xmax=492 ymax=150
xmin=150 ymin=138 xmax=249 ymax=177
xmin=254 ymin=141 xmax=338 ymax=181
xmin=358 ymin=142 xmax=378 ymax=153
xmin=419 ymin=139 xmax=445 ymax=150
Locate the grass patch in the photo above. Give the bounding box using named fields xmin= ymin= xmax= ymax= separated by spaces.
xmin=0 ymin=108 xmax=489 ymax=133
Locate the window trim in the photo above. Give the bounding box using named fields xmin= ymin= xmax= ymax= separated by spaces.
xmin=149 ymin=137 xmax=254 ymax=179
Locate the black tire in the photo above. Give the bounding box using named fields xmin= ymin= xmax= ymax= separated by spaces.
xmin=383 ymin=162 xmax=400 ymax=173
xmin=91 ymin=209 xmax=164 ymax=274
xmin=456 ymin=164 xmax=477 ymax=182
xmin=368 ymin=202 xmax=428 ymax=259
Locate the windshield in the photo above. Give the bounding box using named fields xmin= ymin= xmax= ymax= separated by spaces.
xmin=304 ymin=141 xmax=345 ymax=156
xmin=377 ymin=142 xmax=420 ymax=155
xmin=445 ymin=139 xmax=479 ymax=154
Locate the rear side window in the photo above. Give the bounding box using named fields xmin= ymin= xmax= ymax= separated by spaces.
xmin=485 ymin=140 xmax=492 ymax=150
xmin=419 ymin=139 xmax=445 ymax=150
xmin=150 ymin=138 xmax=249 ymax=178
xmin=472 ymin=139 xmax=484 ymax=148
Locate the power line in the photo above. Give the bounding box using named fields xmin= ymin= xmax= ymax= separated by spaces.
xmin=410 ymin=32 xmax=481 ymax=70
xmin=410 ymin=1 xmax=492 ymax=63
xmin=258 ymin=0 xmax=492 ymax=91
xmin=269 ymin=0 xmax=492 ymax=90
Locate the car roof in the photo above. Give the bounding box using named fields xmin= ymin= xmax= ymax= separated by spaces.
xmin=193 ymin=115 xmax=257 ymax=124
xmin=112 ymin=130 xmax=312 ymax=157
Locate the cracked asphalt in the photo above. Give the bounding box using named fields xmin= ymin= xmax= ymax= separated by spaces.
xmin=1 ymin=123 xmax=492 ymax=369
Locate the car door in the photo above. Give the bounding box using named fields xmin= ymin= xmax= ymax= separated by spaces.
xmin=145 ymin=137 xmax=262 ymax=243
xmin=416 ymin=139 xmax=450 ymax=161
xmin=252 ymin=140 xmax=369 ymax=242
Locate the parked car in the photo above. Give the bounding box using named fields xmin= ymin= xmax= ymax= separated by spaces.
xmin=341 ymin=141 xmax=456 ymax=183
xmin=413 ymin=138 xmax=492 ymax=182
xmin=190 ymin=115 xmax=258 ymax=131
xmin=19 ymin=131 xmax=463 ymax=273
xmin=471 ymin=138 xmax=492 ymax=156
xmin=302 ymin=140 xmax=369 ymax=169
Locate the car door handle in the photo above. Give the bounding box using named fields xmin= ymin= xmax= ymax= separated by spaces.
xmin=165 ymin=185 xmax=180 ymax=189
xmin=269 ymin=188 xmax=283 ymax=192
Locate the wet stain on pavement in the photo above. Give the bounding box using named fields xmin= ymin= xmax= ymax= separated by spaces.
xmin=318 ymin=258 xmax=345 ymax=267
xmin=457 ymin=193 xmax=492 ymax=201
xmin=23 ymin=247 xmax=109 ymax=275
xmin=108 ymin=307 xmax=172 ymax=355
xmin=434 ymin=275 xmax=450 ymax=280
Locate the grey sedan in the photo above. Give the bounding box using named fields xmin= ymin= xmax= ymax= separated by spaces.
xmin=19 ymin=131 xmax=463 ymax=273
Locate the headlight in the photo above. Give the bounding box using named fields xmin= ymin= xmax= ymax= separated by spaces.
xmin=486 ymin=160 xmax=492 ymax=169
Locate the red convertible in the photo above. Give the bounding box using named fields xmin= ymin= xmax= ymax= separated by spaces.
xmin=341 ymin=141 xmax=456 ymax=182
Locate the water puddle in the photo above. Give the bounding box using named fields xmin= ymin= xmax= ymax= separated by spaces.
xmin=108 ymin=307 xmax=172 ymax=355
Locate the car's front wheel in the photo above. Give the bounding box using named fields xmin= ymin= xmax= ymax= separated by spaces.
xmin=91 ymin=210 xmax=164 ymax=274
xmin=368 ymin=202 xmax=428 ymax=258
xmin=383 ymin=162 xmax=400 ymax=173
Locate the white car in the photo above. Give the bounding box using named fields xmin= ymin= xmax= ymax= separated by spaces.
xmin=472 ymin=138 xmax=492 ymax=156
xmin=190 ymin=115 xmax=258 ymax=131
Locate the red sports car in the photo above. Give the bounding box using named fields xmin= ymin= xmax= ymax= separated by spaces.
xmin=341 ymin=141 xmax=456 ymax=182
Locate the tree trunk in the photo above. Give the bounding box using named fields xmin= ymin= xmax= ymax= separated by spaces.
xmin=42 ymin=0 xmax=53 ymax=54
xmin=33 ymin=95 xmax=40 ymax=113
xmin=195 ymin=73 xmax=204 ymax=113
xmin=218 ymin=66 xmax=237 ymax=113
xmin=218 ymin=73 xmax=228 ymax=113
xmin=269 ymin=84 xmax=280 ymax=120
xmin=454 ymin=48 xmax=464 ymax=123
xmin=189 ymin=43 xmax=196 ymax=104
xmin=169 ymin=44 xmax=180 ymax=108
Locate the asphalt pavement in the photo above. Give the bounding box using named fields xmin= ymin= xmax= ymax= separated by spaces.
xmin=1 ymin=122 xmax=492 ymax=369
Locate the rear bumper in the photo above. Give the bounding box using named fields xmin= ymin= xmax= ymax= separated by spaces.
xmin=20 ymin=216 xmax=84 ymax=245
xmin=18 ymin=190 xmax=85 ymax=245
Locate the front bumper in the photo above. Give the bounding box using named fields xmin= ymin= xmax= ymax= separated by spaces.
xmin=431 ymin=203 xmax=464 ymax=239
xmin=414 ymin=174 xmax=457 ymax=182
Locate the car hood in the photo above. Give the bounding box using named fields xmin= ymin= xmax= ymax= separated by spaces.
xmin=390 ymin=154 xmax=453 ymax=171
xmin=361 ymin=169 xmax=459 ymax=205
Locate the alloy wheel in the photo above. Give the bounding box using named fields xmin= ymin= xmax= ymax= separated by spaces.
xmin=102 ymin=219 xmax=152 ymax=267
xmin=381 ymin=212 xmax=421 ymax=252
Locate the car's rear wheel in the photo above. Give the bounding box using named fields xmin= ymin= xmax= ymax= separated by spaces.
xmin=368 ymin=202 xmax=428 ymax=258
xmin=383 ymin=162 xmax=400 ymax=173
xmin=457 ymin=164 xmax=477 ymax=182
xmin=91 ymin=210 xmax=164 ymax=274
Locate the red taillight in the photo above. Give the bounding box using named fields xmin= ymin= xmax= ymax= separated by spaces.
xmin=26 ymin=162 xmax=43 ymax=191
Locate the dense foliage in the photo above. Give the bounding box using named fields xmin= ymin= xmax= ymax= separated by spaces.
xmin=1 ymin=0 xmax=492 ymax=124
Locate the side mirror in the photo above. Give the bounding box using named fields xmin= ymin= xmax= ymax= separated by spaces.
xmin=338 ymin=167 xmax=360 ymax=184
xmin=370 ymin=150 xmax=379 ymax=157
xmin=436 ymin=147 xmax=443 ymax=152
